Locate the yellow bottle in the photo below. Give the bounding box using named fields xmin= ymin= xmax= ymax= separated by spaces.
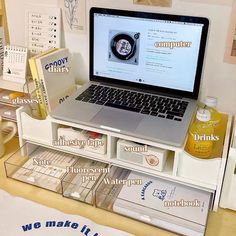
xmin=186 ymin=109 xmax=214 ymax=159
xmin=204 ymin=97 xmax=221 ymax=128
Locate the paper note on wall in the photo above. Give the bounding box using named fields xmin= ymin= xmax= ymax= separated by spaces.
xmin=59 ymin=0 xmax=86 ymax=34
xmin=25 ymin=5 xmax=61 ymax=55
xmin=180 ymin=0 xmax=234 ymax=5
xmin=133 ymin=0 xmax=172 ymax=7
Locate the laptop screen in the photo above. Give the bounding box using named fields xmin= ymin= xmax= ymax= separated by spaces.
xmin=90 ymin=8 xmax=209 ymax=99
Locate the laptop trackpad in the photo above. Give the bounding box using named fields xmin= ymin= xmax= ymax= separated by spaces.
xmin=91 ymin=107 xmax=143 ymax=132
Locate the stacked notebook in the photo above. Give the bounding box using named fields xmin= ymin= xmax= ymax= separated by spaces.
xmin=29 ymin=48 xmax=76 ymax=119
xmin=115 ymin=172 xmax=211 ymax=236
xmin=96 ymin=167 xmax=212 ymax=236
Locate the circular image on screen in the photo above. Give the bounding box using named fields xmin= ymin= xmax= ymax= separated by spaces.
xmin=116 ymin=39 xmax=132 ymax=56
xmin=111 ymin=34 xmax=136 ymax=60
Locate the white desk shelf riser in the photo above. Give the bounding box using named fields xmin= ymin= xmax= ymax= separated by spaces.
xmin=16 ymin=105 xmax=232 ymax=211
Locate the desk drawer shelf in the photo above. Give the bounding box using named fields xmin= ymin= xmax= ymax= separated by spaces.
xmin=15 ymin=105 xmax=233 ymax=214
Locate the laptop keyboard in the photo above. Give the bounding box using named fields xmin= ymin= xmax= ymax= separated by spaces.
xmin=76 ymin=85 xmax=189 ymax=121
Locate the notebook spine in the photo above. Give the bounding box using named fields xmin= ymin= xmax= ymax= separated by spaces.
xmin=29 ymin=58 xmax=47 ymax=119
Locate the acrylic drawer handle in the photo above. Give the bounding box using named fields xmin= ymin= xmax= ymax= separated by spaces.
xmin=140 ymin=215 xmax=151 ymax=222
xmin=71 ymin=192 xmax=81 ymax=199
xmin=27 ymin=177 xmax=35 ymax=183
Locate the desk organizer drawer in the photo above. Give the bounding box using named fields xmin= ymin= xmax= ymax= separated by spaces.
xmin=62 ymin=158 xmax=108 ymax=205
xmin=96 ymin=166 xmax=212 ymax=236
xmin=4 ymin=143 xmax=78 ymax=193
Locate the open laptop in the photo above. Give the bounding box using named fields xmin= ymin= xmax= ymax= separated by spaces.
xmin=51 ymin=7 xmax=209 ymax=147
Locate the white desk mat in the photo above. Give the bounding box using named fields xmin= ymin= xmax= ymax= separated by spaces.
xmin=0 ymin=190 xmax=134 ymax=236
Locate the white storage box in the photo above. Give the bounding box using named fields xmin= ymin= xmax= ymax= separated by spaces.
xmin=117 ymin=139 xmax=167 ymax=172
xmin=57 ymin=127 xmax=88 ymax=149
xmin=57 ymin=127 xmax=107 ymax=155
xmin=84 ymin=132 xmax=107 ymax=155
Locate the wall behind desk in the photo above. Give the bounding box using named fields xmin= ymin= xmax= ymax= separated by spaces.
xmin=5 ymin=0 xmax=236 ymax=114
